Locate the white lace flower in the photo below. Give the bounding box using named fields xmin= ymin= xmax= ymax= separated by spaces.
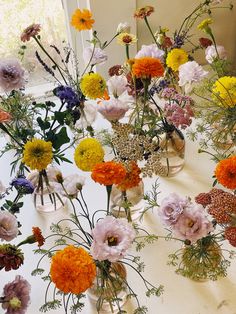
xmin=205 ymin=45 xmax=227 ymax=64
xmin=135 ymin=44 xmax=165 ymax=61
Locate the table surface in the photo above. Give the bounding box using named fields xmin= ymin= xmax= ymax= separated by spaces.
xmin=1 ymin=129 xmax=236 ymax=314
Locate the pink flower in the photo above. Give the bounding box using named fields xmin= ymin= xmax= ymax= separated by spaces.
xmin=90 ymin=216 xmax=135 ymax=262
xmin=0 ymin=59 xmax=25 ymax=92
xmin=83 ymin=47 xmax=108 ymax=66
xmin=0 ymin=212 xmax=18 ymax=242
xmin=98 ymin=97 xmax=129 ymax=121
xmin=172 ymin=203 xmax=213 ymax=243
xmin=20 ymin=23 xmax=41 ymax=42
xmin=205 ymin=45 xmax=227 ymax=64
xmin=164 ymin=102 xmax=194 ymax=129
xmin=2 ymin=275 xmax=31 ymax=314
xmin=135 ymin=44 xmax=165 ymax=61
xmin=159 ymin=193 xmax=189 ymax=226
xmin=178 ymin=61 xmax=208 ymax=93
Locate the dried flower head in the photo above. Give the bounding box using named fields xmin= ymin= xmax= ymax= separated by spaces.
xmin=20 ymin=23 xmax=41 ymax=42
xmin=199 ymin=37 xmax=213 ymax=48
xmin=1 ymin=275 xmax=31 ymax=314
xmin=0 ymin=244 xmax=24 ymax=271
xmin=224 ymin=226 xmax=236 ymax=247
xmin=134 ymin=6 xmax=154 ymax=18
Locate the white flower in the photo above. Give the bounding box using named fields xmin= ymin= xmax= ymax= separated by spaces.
xmin=98 ymin=97 xmax=129 ymax=121
xmin=75 ymin=102 xmax=97 ymax=129
xmin=53 ymin=174 xmax=85 ymax=198
xmin=27 ymin=165 xmax=61 ymax=187
xmin=178 ymin=61 xmax=208 ymax=93
xmin=135 ymin=44 xmax=165 ymax=61
xmin=83 ymin=47 xmax=108 ymax=66
xmin=212 ymin=0 xmax=223 ymax=5
xmin=205 ymin=45 xmax=227 ymax=64
xmin=107 ymin=75 xmax=129 ymax=98
xmin=116 ymin=22 xmax=130 ymax=34
xmin=0 ymin=180 xmax=6 ymax=194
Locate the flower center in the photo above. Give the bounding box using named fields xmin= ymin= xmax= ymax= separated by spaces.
xmin=187 ymin=219 xmax=194 ymax=228
xmin=9 ymin=297 xmax=21 ymax=309
xmin=107 ymin=236 xmax=118 ymax=246
xmin=32 ymin=147 xmax=44 ymax=157
xmin=122 ymin=35 xmax=132 ymax=44
xmin=80 ymin=18 xmax=86 ymax=24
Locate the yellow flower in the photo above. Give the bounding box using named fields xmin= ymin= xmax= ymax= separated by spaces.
xmin=166 ymin=48 xmax=188 ymax=72
xmin=197 ymin=18 xmax=213 ymax=33
xmin=212 ymin=76 xmax=236 ymax=108
xmin=71 ymin=8 xmax=95 ymax=31
xmin=22 ymin=138 xmax=53 ymax=171
xmin=80 ymin=73 xmax=106 ymax=99
xmin=74 ymin=138 xmax=104 ymax=171
xmin=117 ymin=33 xmax=137 ymax=46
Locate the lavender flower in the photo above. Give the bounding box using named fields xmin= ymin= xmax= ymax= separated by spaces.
xmin=11 ymin=176 xmax=34 ymax=194
xmin=0 ymin=59 xmax=25 ymax=92
xmin=159 ymin=193 xmax=189 ymax=226
xmin=1 ymin=275 xmax=30 ymax=314
xmin=135 ymin=44 xmax=165 ymax=61
xmin=83 ymin=47 xmax=108 ymax=66
xmin=172 ymin=203 xmax=213 ymax=243
xmin=90 ymin=216 xmax=136 ymax=262
xmin=53 ymin=86 xmax=84 ymax=109
xmin=205 ymin=45 xmax=227 ymax=64
xmin=173 ymin=34 xmax=185 ymax=48
xmin=0 ymin=212 xmax=18 ymax=242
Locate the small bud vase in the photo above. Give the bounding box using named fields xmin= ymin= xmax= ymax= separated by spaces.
xmin=87 ymin=261 xmax=127 ymax=313
xmin=159 ymin=126 xmax=185 ymax=177
xmin=110 ymin=181 xmax=145 ymax=222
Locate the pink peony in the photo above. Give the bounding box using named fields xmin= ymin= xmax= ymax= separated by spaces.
xmin=0 ymin=59 xmax=25 ymax=92
xmin=135 ymin=44 xmax=165 ymax=61
xmin=2 ymin=275 xmax=31 ymax=314
xmin=98 ymin=97 xmax=129 ymax=121
xmin=83 ymin=47 xmax=108 ymax=66
xmin=0 ymin=212 xmax=18 ymax=242
xmin=172 ymin=203 xmax=213 ymax=243
xmin=159 ymin=193 xmax=189 ymax=226
xmin=205 ymin=45 xmax=227 ymax=64
xmin=90 ymin=216 xmax=136 ymax=262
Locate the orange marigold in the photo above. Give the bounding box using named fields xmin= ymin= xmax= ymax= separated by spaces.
xmin=215 ymin=156 xmax=236 ymax=190
xmin=32 ymin=227 xmax=45 ymax=247
xmin=117 ymin=161 xmax=141 ymax=191
xmin=91 ymin=161 xmax=127 ymax=186
xmin=50 ymin=245 xmax=96 ymax=294
xmin=71 ymin=8 xmax=95 ymax=31
xmin=132 ymin=57 xmax=164 ymax=79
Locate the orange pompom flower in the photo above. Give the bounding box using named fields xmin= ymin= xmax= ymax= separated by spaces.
xmin=117 ymin=161 xmax=141 ymax=191
xmin=50 ymin=245 xmax=96 ymax=294
xmin=215 ymin=156 xmax=236 ymax=190
xmin=32 ymin=227 xmax=45 ymax=247
xmin=71 ymin=8 xmax=95 ymax=31
xmin=132 ymin=57 xmax=164 ymax=79
xmin=91 ymin=161 xmax=127 ymax=186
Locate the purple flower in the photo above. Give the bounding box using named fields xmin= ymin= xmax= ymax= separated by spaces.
xmin=173 ymin=35 xmax=185 ymax=48
xmin=90 ymin=216 xmax=136 ymax=262
xmin=11 ymin=177 xmax=34 ymax=194
xmin=1 ymin=275 xmax=31 ymax=314
xmin=0 ymin=59 xmax=25 ymax=92
xmin=159 ymin=193 xmax=189 ymax=226
xmin=53 ymin=86 xmax=84 ymax=109
xmin=0 ymin=212 xmax=18 ymax=242
xmin=172 ymin=203 xmax=213 ymax=243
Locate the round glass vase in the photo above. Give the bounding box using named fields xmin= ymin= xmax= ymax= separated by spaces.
xmin=87 ymin=261 xmax=127 ymax=313
xmin=176 ymin=237 xmax=226 ymax=282
xmin=30 ymin=170 xmax=66 ymax=213
xmin=110 ymin=181 xmax=145 ymax=222
xmin=159 ymin=126 xmax=185 ymax=177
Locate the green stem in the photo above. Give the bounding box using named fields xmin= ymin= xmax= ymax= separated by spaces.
xmin=125 ymin=44 xmax=130 ymax=60
xmin=144 ymin=16 xmax=158 ymax=45
xmin=106 ymin=185 xmax=112 ymax=215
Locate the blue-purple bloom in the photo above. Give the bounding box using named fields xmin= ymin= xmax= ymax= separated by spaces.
xmin=53 ymin=86 xmax=85 ymax=109
xmin=11 ymin=176 xmax=34 ymax=194
xmin=173 ymin=34 xmax=185 ymax=48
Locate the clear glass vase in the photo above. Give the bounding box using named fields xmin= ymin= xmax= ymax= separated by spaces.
xmin=176 ymin=237 xmax=227 ymax=282
xmin=159 ymin=127 xmax=185 ymax=177
xmin=110 ymin=181 xmax=144 ymax=222
xmin=87 ymin=262 xmax=127 ymax=313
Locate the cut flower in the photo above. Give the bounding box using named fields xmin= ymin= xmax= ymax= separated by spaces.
xmin=71 ymin=8 xmax=95 ymax=31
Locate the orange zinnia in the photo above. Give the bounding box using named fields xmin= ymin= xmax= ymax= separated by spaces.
xmin=71 ymin=8 xmax=95 ymax=31
xmin=134 ymin=6 xmax=154 ymax=19
xmin=215 ymin=156 xmax=236 ymax=190
xmin=91 ymin=161 xmax=127 ymax=186
xmin=32 ymin=227 xmax=45 ymax=247
xmin=50 ymin=245 xmax=96 ymax=294
xmin=0 ymin=109 xmax=12 ymax=123
xmin=117 ymin=161 xmax=141 ymax=191
xmin=132 ymin=57 xmax=164 ymax=79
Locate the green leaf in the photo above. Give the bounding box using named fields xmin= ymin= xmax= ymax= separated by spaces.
xmin=54 ymin=111 xmax=66 ymax=125
xmin=37 ymin=117 xmax=50 ymax=130
xmin=48 ymin=127 xmax=70 ymax=150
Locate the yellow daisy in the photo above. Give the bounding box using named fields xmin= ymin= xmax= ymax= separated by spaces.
xmin=80 ymin=73 xmax=106 ymax=99
xmin=117 ymin=33 xmax=137 ymax=46
xmin=197 ymin=18 xmax=213 ymax=32
xmin=22 ymin=138 xmax=53 ymax=171
xmin=166 ymin=48 xmax=188 ymax=72
xmin=212 ymin=76 xmax=236 ymax=108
